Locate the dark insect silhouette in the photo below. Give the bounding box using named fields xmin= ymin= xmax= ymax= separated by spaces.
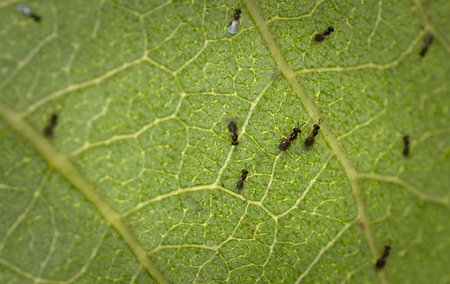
xmin=314 ymin=26 xmax=334 ymax=42
xmin=375 ymin=245 xmax=391 ymax=270
xmin=43 ymin=114 xmax=58 ymax=137
xmin=233 ymin=8 xmax=241 ymax=21
xmin=17 ymin=3 xmax=41 ymax=22
xmin=228 ymin=120 xmax=239 ymax=146
xmin=304 ymin=119 xmax=323 ymax=148
xmin=279 ymin=126 xmax=301 ymax=151
xmin=402 ymin=135 xmax=410 ymax=157
xmin=235 ymin=169 xmax=248 ymax=193
xmin=228 ymin=8 xmax=242 ymax=35
xmin=419 ymin=34 xmax=433 ymax=57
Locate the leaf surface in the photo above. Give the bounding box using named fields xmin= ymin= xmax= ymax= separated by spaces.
xmin=0 ymin=0 xmax=449 ymax=283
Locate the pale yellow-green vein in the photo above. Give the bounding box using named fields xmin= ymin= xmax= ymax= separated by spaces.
xmin=0 ymin=102 xmax=168 ymax=284
xmin=242 ymin=1 xmax=386 ymax=283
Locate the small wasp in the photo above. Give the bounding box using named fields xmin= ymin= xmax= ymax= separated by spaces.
xmin=279 ymin=124 xmax=302 ymax=151
xmin=43 ymin=113 xmax=58 ymax=137
xmin=17 ymin=3 xmax=41 ymax=22
xmin=402 ymin=135 xmax=410 ymax=157
xmin=375 ymin=245 xmax=391 ymax=270
xmin=314 ymin=26 xmax=334 ymax=42
xmin=235 ymin=169 xmax=248 ymax=193
xmin=227 ymin=8 xmax=242 ymax=35
xmin=419 ymin=34 xmax=433 ymax=57
xmin=304 ymin=119 xmax=323 ymax=148
xmin=227 ymin=120 xmax=239 ymax=146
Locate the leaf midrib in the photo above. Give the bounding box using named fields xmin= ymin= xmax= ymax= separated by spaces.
xmin=242 ymin=0 xmax=385 ymax=282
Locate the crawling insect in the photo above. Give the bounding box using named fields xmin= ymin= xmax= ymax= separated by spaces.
xmin=228 ymin=120 xmax=239 ymax=146
xmin=304 ymin=119 xmax=323 ymax=148
xmin=375 ymin=245 xmax=391 ymax=270
xmin=279 ymin=126 xmax=301 ymax=151
xmin=17 ymin=3 xmax=41 ymax=22
xmin=43 ymin=113 xmax=58 ymax=137
xmin=419 ymin=34 xmax=433 ymax=57
xmin=227 ymin=8 xmax=242 ymax=35
xmin=314 ymin=26 xmax=334 ymax=42
xmin=402 ymin=135 xmax=410 ymax=157
xmin=235 ymin=169 xmax=248 ymax=193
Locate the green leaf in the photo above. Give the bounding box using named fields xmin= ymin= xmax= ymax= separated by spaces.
xmin=1 ymin=0 xmax=449 ymax=283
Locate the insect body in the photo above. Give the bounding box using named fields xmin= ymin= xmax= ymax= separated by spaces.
xmin=43 ymin=114 xmax=58 ymax=137
xmin=17 ymin=3 xmax=41 ymax=22
xmin=227 ymin=8 xmax=241 ymax=35
xmin=235 ymin=169 xmax=248 ymax=193
xmin=228 ymin=120 xmax=239 ymax=145
xmin=375 ymin=245 xmax=391 ymax=270
xmin=279 ymin=127 xmax=301 ymax=151
xmin=402 ymin=135 xmax=410 ymax=157
xmin=314 ymin=26 xmax=334 ymax=42
xmin=419 ymin=34 xmax=433 ymax=57
xmin=304 ymin=119 xmax=322 ymax=148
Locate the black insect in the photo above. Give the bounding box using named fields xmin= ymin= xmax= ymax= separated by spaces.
xmin=233 ymin=8 xmax=242 ymax=21
xmin=17 ymin=3 xmax=41 ymax=22
xmin=402 ymin=135 xmax=410 ymax=157
xmin=314 ymin=26 xmax=334 ymax=42
xmin=375 ymin=245 xmax=391 ymax=270
xmin=228 ymin=120 xmax=239 ymax=146
xmin=304 ymin=119 xmax=322 ymax=148
xmin=419 ymin=34 xmax=433 ymax=57
xmin=235 ymin=169 xmax=248 ymax=193
xmin=43 ymin=113 xmax=58 ymax=137
xmin=227 ymin=8 xmax=242 ymax=35
xmin=279 ymin=126 xmax=302 ymax=151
